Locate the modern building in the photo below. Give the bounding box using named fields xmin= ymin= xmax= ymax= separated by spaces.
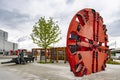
xmin=0 ymin=29 xmax=18 ymax=52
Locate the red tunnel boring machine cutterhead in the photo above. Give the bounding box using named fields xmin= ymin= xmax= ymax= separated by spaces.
xmin=66 ymin=8 xmax=109 ymax=77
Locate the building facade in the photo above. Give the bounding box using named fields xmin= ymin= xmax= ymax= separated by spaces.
xmin=0 ymin=29 xmax=18 ymax=52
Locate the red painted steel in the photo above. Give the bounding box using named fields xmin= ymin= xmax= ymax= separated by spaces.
xmin=66 ymin=8 xmax=109 ymax=77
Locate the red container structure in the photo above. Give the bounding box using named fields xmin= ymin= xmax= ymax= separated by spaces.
xmin=66 ymin=8 xmax=109 ymax=77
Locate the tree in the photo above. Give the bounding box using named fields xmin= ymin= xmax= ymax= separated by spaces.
xmin=31 ymin=17 xmax=61 ymax=62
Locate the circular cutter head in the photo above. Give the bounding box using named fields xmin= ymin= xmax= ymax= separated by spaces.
xmin=66 ymin=8 xmax=109 ymax=77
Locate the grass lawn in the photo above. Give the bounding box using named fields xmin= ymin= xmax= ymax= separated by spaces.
xmin=107 ymin=59 xmax=120 ymax=65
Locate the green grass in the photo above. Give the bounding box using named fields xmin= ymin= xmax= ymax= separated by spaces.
xmin=107 ymin=59 xmax=120 ymax=65
xmin=38 ymin=61 xmax=54 ymax=64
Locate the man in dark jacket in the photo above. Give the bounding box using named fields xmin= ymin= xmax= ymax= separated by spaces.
xmin=17 ymin=50 xmax=26 ymax=64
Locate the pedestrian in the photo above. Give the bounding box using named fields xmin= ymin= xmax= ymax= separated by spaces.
xmin=3 ymin=49 xmax=5 ymax=56
xmin=17 ymin=50 xmax=26 ymax=64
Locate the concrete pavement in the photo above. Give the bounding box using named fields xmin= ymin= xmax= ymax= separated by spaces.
xmin=0 ymin=55 xmax=120 ymax=80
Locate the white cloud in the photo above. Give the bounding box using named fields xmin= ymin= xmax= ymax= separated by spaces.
xmin=0 ymin=0 xmax=120 ymax=50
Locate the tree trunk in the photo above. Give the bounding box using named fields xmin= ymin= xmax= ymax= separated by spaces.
xmin=45 ymin=48 xmax=47 ymax=63
xmin=40 ymin=50 xmax=42 ymax=63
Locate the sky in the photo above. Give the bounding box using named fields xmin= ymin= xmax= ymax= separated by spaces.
xmin=0 ymin=0 xmax=120 ymax=50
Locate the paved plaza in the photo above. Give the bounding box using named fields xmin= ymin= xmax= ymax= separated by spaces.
xmin=0 ymin=55 xmax=120 ymax=80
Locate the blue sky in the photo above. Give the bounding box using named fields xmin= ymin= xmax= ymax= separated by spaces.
xmin=0 ymin=0 xmax=120 ymax=50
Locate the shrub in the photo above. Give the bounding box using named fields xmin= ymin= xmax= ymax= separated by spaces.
xmin=107 ymin=59 xmax=120 ymax=65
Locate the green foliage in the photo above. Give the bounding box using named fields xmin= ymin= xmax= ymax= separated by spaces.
xmin=107 ymin=59 xmax=120 ymax=65
xmin=31 ymin=17 xmax=61 ymax=48
xmin=38 ymin=61 xmax=54 ymax=64
xmin=111 ymin=51 xmax=116 ymax=56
